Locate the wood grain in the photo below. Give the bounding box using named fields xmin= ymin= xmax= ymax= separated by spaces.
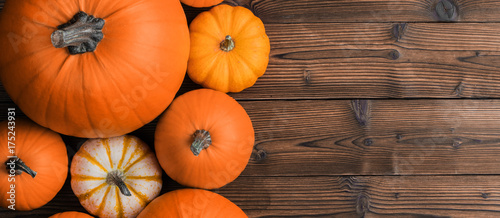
xmin=95 ymin=98 xmax=500 ymax=176
xmin=241 ymin=99 xmax=500 ymax=176
xmin=3 ymin=1 xmax=500 ymax=217
xmin=223 ymin=175 xmax=500 ymax=217
xmin=4 ymin=99 xmax=498 ymax=177
xmin=79 ymin=99 xmax=500 ymax=176
xmin=3 ymin=175 xmax=500 ymax=217
xmin=224 ymin=22 xmax=500 ymax=100
xmin=5 ymin=0 xmax=500 ymax=23
xmin=3 ymin=22 xmax=500 ymax=100
xmin=237 ymin=0 xmax=500 ymax=23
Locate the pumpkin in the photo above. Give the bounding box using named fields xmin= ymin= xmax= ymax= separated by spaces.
xmin=187 ymin=4 xmax=270 ymax=93
xmin=181 ymin=0 xmax=223 ymax=8
xmin=155 ymin=89 xmax=254 ymax=189
xmin=137 ymin=189 xmax=247 ymax=218
xmin=71 ymin=135 xmax=162 ymax=218
xmin=49 ymin=211 xmax=94 ymax=218
xmin=0 ymin=0 xmax=190 ymax=138
xmin=0 ymin=119 xmax=68 ymax=211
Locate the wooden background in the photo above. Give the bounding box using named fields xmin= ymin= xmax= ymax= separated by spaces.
xmin=2 ymin=0 xmax=500 ymax=217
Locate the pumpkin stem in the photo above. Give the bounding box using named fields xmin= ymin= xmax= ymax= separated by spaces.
xmin=191 ymin=130 xmax=211 ymax=156
xmin=220 ymin=35 xmax=235 ymax=52
xmin=51 ymin=11 xmax=105 ymax=55
xmin=5 ymin=157 xmax=37 ymax=178
xmin=106 ymin=170 xmax=132 ymax=196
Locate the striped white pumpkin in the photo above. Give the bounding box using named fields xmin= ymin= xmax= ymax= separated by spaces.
xmin=70 ymin=135 xmax=162 ymax=218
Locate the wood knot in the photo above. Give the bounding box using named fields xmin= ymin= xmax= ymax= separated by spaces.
xmin=252 ymin=149 xmax=267 ymax=161
xmin=364 ymin=138 xmax=373 ymax=146
xmin=388 ymin=50 xmax=400 ymax=60
xmin=303 ymin=70 xmax=312 ymax=84
xmin=356 ymin=193 xmax=370 ymax=217
xmin=392 ymin=23 xmax=407 ymax=41
xmin=482 ymin=193 xmax=490 ymax=199
xmin=453 ymin=82 xmax=464 ymax=97
xmin=351 ymin=100 xmax=372 ymax=127
xmin=452 ymin=138 xmax=462 ymax=149
xmin=434 ymin=0 xmax=458 ymax=22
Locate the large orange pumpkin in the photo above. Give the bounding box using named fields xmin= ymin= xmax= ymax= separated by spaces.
xmin=188 ymin=4 xmax=270 ymax=93
xmin=49 ymin=211 xmax=93 ymax=218
xmin=71 ymin=135 xmax=162 ymax=218
xmin=155 ymin=89 xmax=254 ymax=189
xmin=0 ymin=0 xmax=190 ymax=138
xmin=0 ymin=119 xmax=68 ymax=211
xmin=181 ymin=0 xmax=223 ymax=8
xmin=137 ymin=189 xmax=247 ymax=218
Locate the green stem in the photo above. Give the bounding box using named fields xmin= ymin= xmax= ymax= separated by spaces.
xmin=106 ymin=170 xmax=131 ymax=196
xmin=5 ymin=157 xmax=37 ymax=178
xmin=191 ymin=130 xmax=212 ymax=156
xmin=220 ymin=35 xmax=235 ymax=52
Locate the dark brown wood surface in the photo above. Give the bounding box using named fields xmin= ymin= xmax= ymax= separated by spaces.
xmin=3 ymin=0 xmax=500 ymax=217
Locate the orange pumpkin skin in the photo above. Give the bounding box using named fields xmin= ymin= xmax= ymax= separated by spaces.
xmin=49 ymin=211 xmax=94 ymax=218
xmin=181 ymin=0 xmax=223 ymax=8
xmin=71 ymin=135 xmax=162 ymax=218
xmin=0 ymin=119 xmax=68 ymax=211
xmin=137 ymin=189 xmax=247 ymax=218
xmin=155 ymin=89 xmax=254 ymax=189
xmin=188 ymin=4 xmax=270 ymax=93
xmin=0 ymin=0 xmax=190 ymax=138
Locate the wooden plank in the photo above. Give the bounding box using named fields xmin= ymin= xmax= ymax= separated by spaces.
xmin=4 ymin=99 xmax=499 ymax=176
xmin=228 ymin=22 xmax=500 ymax=99
xmin=239 ymin=99 xmax=500 ymax=176
xmin=105 ymin=97 xmax=500 ymax=174
xmin=3 ymin=23 xmax=500 ymax=100
xmin=5 ymin=0 xmax=500 ymax=23
xmin=2 ymin=175 xmax=500 ymax=217
xmin=3 ymin=99 xmax=500 ymax=176
xmin=222 ymin=175 xmax=500 ymax=217
xmin=236 ymin=0 xmax=500 ymax=23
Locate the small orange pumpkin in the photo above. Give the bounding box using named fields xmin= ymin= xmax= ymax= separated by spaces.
xmin=0 ymin=119 xmax=68 ymax=211
xmin=49 ymin=211 xmax=94 ymax=218
xmin=181 ymin=0 xmax=223 ymax=8
xmin=155 ymin=89 xmax=254 ymax=189
xmin=71 ymin=135 xmax=162 ymax=218
xmin=188 ymin=4 xmax=270 ymax=93
xmin=137 ymin=189 xmax=247 ymax=218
